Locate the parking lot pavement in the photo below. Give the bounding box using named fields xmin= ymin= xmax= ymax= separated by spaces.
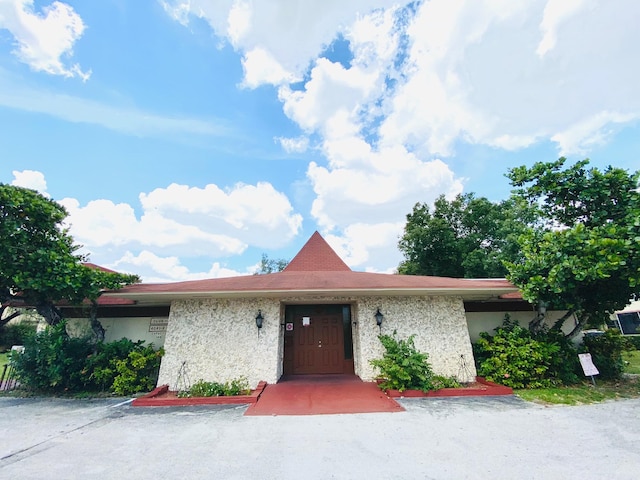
xmin=1 ymin=395 xmax=639 ymax=479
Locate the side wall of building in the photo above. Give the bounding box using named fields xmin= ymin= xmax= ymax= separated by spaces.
xmin=157 ymin=298 xmax=282 ymax=389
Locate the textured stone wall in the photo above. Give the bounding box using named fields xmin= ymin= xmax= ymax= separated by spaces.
xmin=157 ymin=298 xmax=281 ymax=389
xmin=355 ymin=296 xmax=477 ymax=383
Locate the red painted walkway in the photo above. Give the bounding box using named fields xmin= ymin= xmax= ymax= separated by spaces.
xmin=244 ymin=375 xmax=405 ymax=416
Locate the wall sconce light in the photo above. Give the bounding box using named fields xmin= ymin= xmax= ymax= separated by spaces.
xmin=255 ymin=310 xmax=264 ymax=330
xmin=375 ymin=308 xmax=384 ymax=331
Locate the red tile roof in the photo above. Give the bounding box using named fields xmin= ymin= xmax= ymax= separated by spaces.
xmin=105 ymin=232 xmax=518 ymax=302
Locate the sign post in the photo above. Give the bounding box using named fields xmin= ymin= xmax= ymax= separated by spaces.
xmin=578 ymin=353 xmax=600 ymax=386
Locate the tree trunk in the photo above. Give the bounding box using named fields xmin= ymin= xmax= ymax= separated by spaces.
xmin=89 ymin=301 xmax=105 ymax=343
xmin=35 ymin=302 xmax=63 ymax=326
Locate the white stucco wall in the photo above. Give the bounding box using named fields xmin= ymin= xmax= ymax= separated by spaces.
xmin=355 ymin=296 xmax=477 ymax=383
xmin=157 ymin=298 xmax=281 ymax=389
xmin=64 ymin=317 xmax=167 ymax=347
xmin=466 ymin=310 xmax=574 ymax=342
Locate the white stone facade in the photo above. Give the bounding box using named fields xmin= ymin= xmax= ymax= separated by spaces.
xmin=157 ymin=298 xmax=282 ymax=389
xmin=354 ymin=296 xmax=477 ymax=383
xmin=157 ymin=294 xmax=478 ymax=389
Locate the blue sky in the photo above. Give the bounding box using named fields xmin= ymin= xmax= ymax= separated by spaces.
xmin=1 ymin=0 xmax=639 ymax=282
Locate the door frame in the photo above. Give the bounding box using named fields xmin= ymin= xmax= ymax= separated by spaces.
xmin=282 ymin=304 xmax=355 ymax=376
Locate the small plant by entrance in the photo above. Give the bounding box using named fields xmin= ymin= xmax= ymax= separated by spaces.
xmin=177 ymin=377 xmax=251 ymax=398
xmin=370 ymin=333 xmax=439 ymax=393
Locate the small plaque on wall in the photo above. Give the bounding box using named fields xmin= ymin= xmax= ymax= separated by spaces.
xmin=286 ymin=322 xmax=294 ymax=331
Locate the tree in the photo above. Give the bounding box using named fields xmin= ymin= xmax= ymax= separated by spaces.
xmin=0 ymin=184 xmax=139 ymax=337
xmin=505 ymin=158 xmax=640 ymax=338
xmin=398 ymin=193 xmax=530 ymax=278
xmin=255 ymin=253 xmax=289 ymax=274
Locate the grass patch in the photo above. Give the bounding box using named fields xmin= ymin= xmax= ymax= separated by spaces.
xmin=623 ymin=350 xmax=640 ymax=374
xmin=516 ymin=378 xmax=640 ymax=405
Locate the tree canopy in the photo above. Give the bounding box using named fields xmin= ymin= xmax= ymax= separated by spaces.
xmin=255 ymin=253 xmax=289 ymax=274
xmin=0 ymin=184 xmax=139 ymax=331
xmin=505 ymin=158 xmax=640 ymax=337
xmin=398 ymin=193 xmax=530 ymax=278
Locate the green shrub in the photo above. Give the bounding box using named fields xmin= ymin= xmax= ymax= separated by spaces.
xmin=473 ymin=318 xmax=568 ymax=389
xmin=0 ymin=322 xmax=37 ymax=350
xmin=111 ymin=345 xmax=164 ymax=396
xmin=11 ymin=323 xmax=163 ymax=395
xmin=178 ymin=377 xmax=251 ymax=398
xmin=580 ymin=329 xmax=631 ymax=380
xmin=625 ymin=335 xmax=640 ymax=351
xmin=84 ymin=338 xmax=142 ymax=391
xmin=533 ymin=328 xmax=580 ymax=385
xmin=432 ymin=375 xmax=461 ymax=389
xmin=11 ymin=322 xmax=93 ymax=392
xmin=370 ymin=333 xmax=435 ymax=392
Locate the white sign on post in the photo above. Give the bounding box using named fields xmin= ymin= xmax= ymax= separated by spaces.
xmin=578 ymin=353 xmax=600 ymax=377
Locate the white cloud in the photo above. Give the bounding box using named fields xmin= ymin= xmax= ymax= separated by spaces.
xmin=112 ymin=250 xmax=246 ymax=283
xmin=139 ymin=182 xmax=302 ymax=248
xmin=551 ymin=111 xmax=638 ymax=155
xmin=11 ymin=169 xmax=49 ymax=195
xmin=0 ymin=0 xmax=90 ymax=80
xmin=537 ymin=0 xmax=590 ymax=57
xmin=159 ymin=0 xmax=640 ymax=274
xmin=162 ymin=0 xmax=399 ymax=87
xmin=241 ymin=47 xmax=298 ymax=88
xmin=325 ymin=222 xmax=404 ymax=271
xmin=35 ymin=174 xmax=304 ymax=281
xmin=276 ymin=136 xmax=309 ymax=153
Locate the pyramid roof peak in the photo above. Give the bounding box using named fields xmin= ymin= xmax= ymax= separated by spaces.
xmin=283 ymin=231 xmax=351 ymax=272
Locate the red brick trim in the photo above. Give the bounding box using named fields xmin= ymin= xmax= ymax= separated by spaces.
xmin=384 ymin=377 xmax=513 ymax=398
xmin=132 ymin=381 xmax=268 ymax=407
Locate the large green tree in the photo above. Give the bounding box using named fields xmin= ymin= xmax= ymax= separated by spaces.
xmin=398 ymin=193 xmax=530 ymax=278
xmin=505 ymin=158 xmax=640 ymax=338
xmin=0 ymin=184 xmax=139 ymax=338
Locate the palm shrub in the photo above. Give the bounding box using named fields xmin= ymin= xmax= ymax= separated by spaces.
xmin=370 ymin=333 xmax=435 ymax=392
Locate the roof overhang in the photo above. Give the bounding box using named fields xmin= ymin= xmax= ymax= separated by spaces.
xmin=104 ymin=286 xmax=518 ymax=305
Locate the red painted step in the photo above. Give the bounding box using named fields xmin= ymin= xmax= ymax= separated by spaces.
xmin=244 ymin=374 xmax=405 ymax=416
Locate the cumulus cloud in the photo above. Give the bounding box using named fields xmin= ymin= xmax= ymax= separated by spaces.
xmin=0 ymin=0 xmax=90 ymax=80
xmin=162 ymin=0 xmax=399 ymax=87
xmin=112 ymin=250 xmax=246 ymax=283
xmin=163 ymin=0 xmax=640 ymax=273
xmin=10 ymin=169 xmax=49 ymax=195
xmin=10 ymin=170 xmax=302 ymax=281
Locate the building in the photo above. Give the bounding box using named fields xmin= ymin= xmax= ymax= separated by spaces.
xmin=103 ymin=232 xmax=522 ymax=389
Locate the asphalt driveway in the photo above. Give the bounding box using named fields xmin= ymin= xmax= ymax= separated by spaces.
xmin=1 ymin=395 xmax=639 ymax=479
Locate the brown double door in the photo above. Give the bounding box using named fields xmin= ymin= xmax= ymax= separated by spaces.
xmin=283 ymin=305 xmax=353 ymax=375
